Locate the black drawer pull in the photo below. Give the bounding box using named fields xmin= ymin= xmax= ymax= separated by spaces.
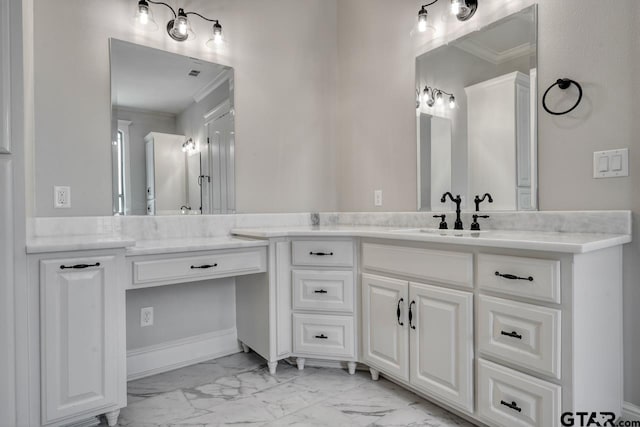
xmin=314 ymin=334 xmax=328 ymax=339
xmin=408 ymin=301 xmax=416 ymax=330
xmin=495 ymin=271 xmax=533 ymax=281
xmin=501 ymin=330 xmax=523 ymax=340
xmin=60 ymin=262 xmax=100 ymax=270
xmin=314 ymin=289 xmax=328 ymax=294
xmin=396 ymin=298 xmax=404 ymax=326
xmin=309 ymin=251 xmax=334 ymax=256
xmin=500 ymin=400 xmax=522 ymax=413
xmin=191 ymin=264 xmax=218 ymax=269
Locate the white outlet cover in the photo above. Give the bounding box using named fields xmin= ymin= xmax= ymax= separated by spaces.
xmin=374 ymin=190 xmax=383 ymax=207
xmin=140 ymin=307 xmax=154 ymax=327
xmin=54 ymin=186 xmax=71 ymax=208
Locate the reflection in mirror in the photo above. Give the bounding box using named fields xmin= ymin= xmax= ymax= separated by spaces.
xmin=110 ymin=39 xmax=235 ymax=215
xmin=416 ymin=5 xmax=537 ymax=211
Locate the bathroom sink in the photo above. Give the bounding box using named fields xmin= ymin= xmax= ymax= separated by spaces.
xmin=390 ymin=228 xmax=487 ymax=237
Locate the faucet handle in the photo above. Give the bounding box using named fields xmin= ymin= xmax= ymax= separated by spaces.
xmin=471 ymin=214 xmax=490 ymax=231
xmin=433 ymin=214 xmax=448 ymax=230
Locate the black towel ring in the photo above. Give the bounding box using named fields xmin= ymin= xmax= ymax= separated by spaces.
xmin=542 ymin=78 xmax=583 ymax=116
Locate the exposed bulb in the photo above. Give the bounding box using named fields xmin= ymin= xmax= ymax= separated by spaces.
xmin=435 ymin=91 xmax=443 ymax=105
xmin=418 ymin=7 xmax=428 ymax=32
xmin=449 ymin=95 xmax=456 ymax=109
xmin=134 ymin=0 xmax=158 ymax=31
xmin=451 ymin=0 xmax=463 ymax=16
xmin=213 ymin=21 xmax=223 ymax=44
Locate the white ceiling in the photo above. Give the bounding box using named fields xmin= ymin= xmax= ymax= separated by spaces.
xmin=111 ymin=39 xmax=229 ymax=115
xmin=453 ymin=9 xmax=535 ymax=64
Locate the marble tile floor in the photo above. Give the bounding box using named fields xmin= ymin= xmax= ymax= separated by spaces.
xmin=100 ymin=352 xmax=474 ymax=427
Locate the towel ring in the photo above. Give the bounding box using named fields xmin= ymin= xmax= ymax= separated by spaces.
xmin=542 ymin=78 xmax=583 ymax=116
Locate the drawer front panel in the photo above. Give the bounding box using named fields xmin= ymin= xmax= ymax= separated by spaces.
xmin=479 ymin=295 xmax=561 ymax=379
xmin=293 ymin=313 xmax=355 ymax=358
xmin=478 ymin=254 xmax=560 ymax=303
xmin=292 ymin=240 xmax=354 ymax=267
xmin=132 ymin=248 xmax=267 ymax=286
xmin=362 ymin=243 xmax=473 ymax=288
xmin=292 ymin=270 xmax=354 ymax=313
xmin=478 ymin=359 xmax=561 ymax=427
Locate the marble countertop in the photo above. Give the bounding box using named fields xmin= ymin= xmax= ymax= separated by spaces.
xmin=125 ymin=236 xmax=269 ymax=256
xmin=26 ymin=235 xmax=137 ymax=254
xmin=231 ymin=226 xmax=632 ymax=254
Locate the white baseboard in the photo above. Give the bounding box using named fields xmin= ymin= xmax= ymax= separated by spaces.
xmin=127 ymin=328 xmax=242 ymax=381
xmin=623 ymin=401 xmax=640 ymax=421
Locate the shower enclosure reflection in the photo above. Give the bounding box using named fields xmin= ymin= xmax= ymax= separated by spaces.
xmin=110 ymin=39 xmax=235 ymax=215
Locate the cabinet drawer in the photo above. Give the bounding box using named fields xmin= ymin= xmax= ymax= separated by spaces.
xmin=478 ymin=359 xmax=561 ymax=427
xmin=478 ymin=254 xmax=560 ymax=303
xmin=292 ymin=313 xmax=355 ymax=358
xmin=479 ymin=295 xmax=561 ymax=379
xmin=362 ymin=243 xmax=473 ymax=288
xmin=291 ymin=240 xmax=354 ymax=267
xmin=132 ymin=248 xmax=267 ymax=287
xmin=292 ymin=270 xmax=354 ymax=313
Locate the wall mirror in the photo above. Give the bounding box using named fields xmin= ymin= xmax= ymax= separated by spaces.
xmin=110 ymin=39 xmax=235 ymax=216
xmin=416 ymin=5 xmax=537 ymax=212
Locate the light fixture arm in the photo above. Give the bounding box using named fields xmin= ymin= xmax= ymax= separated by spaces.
xmin=185 ymin=11 xmax=219 ymax=24
xmin=420 ymin=0 xmax=439 ymax=9
xmin=146 ymin=0 xmax=177 ymax=18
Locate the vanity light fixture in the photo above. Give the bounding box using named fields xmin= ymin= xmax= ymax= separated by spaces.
xmin=134 ymin=0 xmax=224 ymax=48
xmin=181 ymin=138 xmax=196 ymax=153
xmin=421 ymin=86 xmax=456 ymax=109
xmin=417 ymin=0 xmax=478 ymax=31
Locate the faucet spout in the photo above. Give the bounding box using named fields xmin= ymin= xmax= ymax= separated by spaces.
xmin=441 ymin=192 xmax=463 ymax=230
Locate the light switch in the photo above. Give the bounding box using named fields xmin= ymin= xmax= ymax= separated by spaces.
xmin=593 ymin=148 xmax=629 ymax=178
xmin=598 ymin=156 xmax=609 ymax=173
xmin=611 ymin=155 xmax=623 ymax=171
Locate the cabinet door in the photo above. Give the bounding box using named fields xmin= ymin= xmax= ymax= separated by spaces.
xmin=41 ymin=256 xmax=118 ymax=424
xmin=362 ymin=274 xmax=409 ymax=381
xmin=409 ymin=282 xmax=474 ymax=412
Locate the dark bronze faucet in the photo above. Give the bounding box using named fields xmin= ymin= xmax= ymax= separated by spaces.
xmin=441 ymin=192 xmax=463 ymax=230
xmin=474 ymin=193 xmax=493 ymax=211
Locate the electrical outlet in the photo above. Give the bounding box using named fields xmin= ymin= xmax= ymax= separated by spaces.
xmin=140 ymin=307 xmax=154 ymax=327
xmin=54 ymin=186 xmax=71 ymax=208
xmin=374 ymin=190 xmax=383 ymax=207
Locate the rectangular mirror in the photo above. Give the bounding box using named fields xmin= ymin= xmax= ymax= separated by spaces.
xmin=416 ymin=5 xmax=537 ymax=211
xmin=110 ymin=39 xmax=235 ymax=216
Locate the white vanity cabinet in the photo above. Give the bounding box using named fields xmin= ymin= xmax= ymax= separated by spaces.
xmin=361 ymin=244 xmax=474 ymax=414
xmin=360 ymin=239 xmax=624 ymax=427
xmin=290 ymin=239 xmax=358 ymax=374
xmin=32 ymin=250 xmax=127 ymax=427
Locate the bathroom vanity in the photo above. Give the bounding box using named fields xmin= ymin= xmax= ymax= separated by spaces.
xmin=24 ymin=217 xmax=630 ymax=427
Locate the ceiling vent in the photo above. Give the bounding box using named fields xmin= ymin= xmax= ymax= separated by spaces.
xmin=188 ymin=70 xmax=201 ymax=77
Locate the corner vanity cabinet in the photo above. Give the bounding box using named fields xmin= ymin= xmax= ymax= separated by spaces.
xmin=29 ymin=249 xmax=127 ymax=427
xmin=360 ymin=239 xmax=623 ymax=427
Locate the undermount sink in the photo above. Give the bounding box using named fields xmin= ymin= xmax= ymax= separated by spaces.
xmin=391 ymin=228 xmax=487 ymax=237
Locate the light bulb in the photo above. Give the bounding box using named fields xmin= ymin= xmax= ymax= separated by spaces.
xmin=213 ymin=21 xmax=223 ymax=44
xmin=451 ymin=0 xmax=463 ymax=16
xmin=435 ymin=91 xmax=443 ymax=105
xmin=169 ymin=8 xmax=191 ymax=41
xmin=133 ymin=0 xmax=158 ymax=31
xmin=449 ymin=95 xmax=456 ymax=109
xmin=418 ymin=7 xmax=428 ymax=32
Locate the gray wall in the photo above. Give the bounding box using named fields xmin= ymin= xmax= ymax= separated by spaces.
xmin=33 ymin=0 xmax=338 ymax=216
xmin=336 ymin=0 xmax=640 ymax=406
xmin=126 ymin=278 xmax=235 ymax=350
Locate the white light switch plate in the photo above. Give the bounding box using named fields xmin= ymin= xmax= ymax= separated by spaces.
xmin=593 ymin=149 xmax=629 ymax=178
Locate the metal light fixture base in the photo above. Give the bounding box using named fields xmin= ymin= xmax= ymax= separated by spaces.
xmin=455 ymin=0 xmax=477 ymax=21
xmin=167 ymin=20 xmax=189 ymax=42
